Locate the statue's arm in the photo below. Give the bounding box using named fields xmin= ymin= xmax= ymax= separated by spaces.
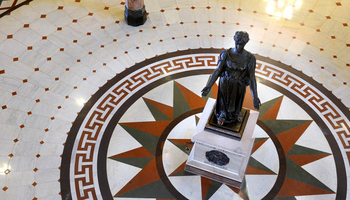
xmin=248 ymin=56 xmax=261 ymax=110
xmin=201 ymin=51 xmax=226 ymax=96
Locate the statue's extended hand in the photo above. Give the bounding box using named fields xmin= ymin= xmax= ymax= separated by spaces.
xmin=253 ymin=97 xmax=261 ymax=110
xmin=201 ymin=86 xmax=211 ymax=97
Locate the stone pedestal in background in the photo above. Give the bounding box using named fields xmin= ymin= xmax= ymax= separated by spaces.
xmin=124 ymin=0 xmax=147 ymax=26
xmin=185 ymin=98 xmax=259 ymax=188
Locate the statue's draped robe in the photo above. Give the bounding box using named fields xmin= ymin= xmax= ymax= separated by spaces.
xmin=215 ymin=49 xmax=256 ymax=123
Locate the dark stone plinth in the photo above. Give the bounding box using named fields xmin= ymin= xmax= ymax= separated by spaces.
xmin=124 ymin=5 xmax=147 ymax=26
xmin=205 ymin=107 xmax=250 ymax=140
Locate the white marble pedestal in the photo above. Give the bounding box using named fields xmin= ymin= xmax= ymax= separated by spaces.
xmin=185 ymin=98 xmax=259 ymax=188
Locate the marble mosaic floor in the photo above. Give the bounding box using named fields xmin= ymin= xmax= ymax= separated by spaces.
xmin=60 ymin=50 xmax=350 ymax=199
xmin=1 ymin=0 xmax=350 ymax=199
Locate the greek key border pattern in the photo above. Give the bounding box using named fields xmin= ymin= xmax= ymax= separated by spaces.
xmin=71 ymin=55 xmax=217 ymax=199
xmin=70 ymin=54 xmax=350 ymax=199
xmin=256 ymin=62 xmax=350 ymax=152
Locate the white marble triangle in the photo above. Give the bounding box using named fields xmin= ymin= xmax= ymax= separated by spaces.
xmin=106 ymin=158 xmax=142 ymax=196
xmin=302 ymin=155 xmax=337 ymax=192
xmin=119 ymin=97 xmax=156 ymax=122
xmin=143 ymin=80 xmax=174 ymax=107
xmin=175 ymin=74 xmax=213 ymax=97
xmin=208 ymin=184 xmax=244 ymax=200
xmin=107 ymin=124 xmax=142 ymax=157
xmin=295 ymin=121 xmax=332 ymax=153
xmin=245 ymin=174 xmax=278 ymax=200
xmin=295 ymin=194 xmax=336 ymax=200
xmin=168 ymin=175 xmax=202 ymax=200
xmin=258 ymin=83 xmax=283 ymax=104
xmin=163 ymin=139 xmax=189 ymax=176
xmin=168 ymin=115 xmax=197 ymax=139
xmin=276 ymin=95 xmax=312 ymax=120
xmin=252 ymin=123 xmax=269 ymax=138
xmin=251 ymin=138 xmax=279 ymax=174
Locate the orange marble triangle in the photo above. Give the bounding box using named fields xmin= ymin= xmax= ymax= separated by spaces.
xmin=108 ymin=147 xmax=153 ymax=158
xmin=245 ymin=165 xmax=276 ymax=175
xmin=195 ymin=115 xmax=200 ymax=122
xmin=227 ymin=185 xmax=248 ymax=200
xmin=175 ymin=81 xmax=207 ymax=110
xmin=242 ymin=86 xmax=255 ymax=110
xmin=212 ymin=83 xmax=218 ymax=99
xmin=276 ymin=177 xmax=334 ymax=197
xmin=201 ymin=177 xmax=212 ymax=200
xmin=143 ymin=97 xmax=173 ymax=119
xmin=115 ymin=158 xmax=160 ymax=196
xmin=287 ymin=154 xmax=331 ymax=166
xmin=259 ymin=96 xmax=283 ymax=120
xmin=169 ymin=161 xmax=186 ymax=176
xmin=277 ymin=121 xmax=312 ymax=154
xmin=168 ymin=139 xmax=193 ymax=146
xmin=119 ymin=121 xmax=171 ymax=137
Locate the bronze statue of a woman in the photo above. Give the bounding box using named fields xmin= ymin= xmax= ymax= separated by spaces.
xmin=202 ymin=31 xmax=261 ymax=125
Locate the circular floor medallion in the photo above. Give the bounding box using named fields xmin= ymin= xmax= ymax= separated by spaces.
xmin=61 ymin=49 xmax=349 ymax=200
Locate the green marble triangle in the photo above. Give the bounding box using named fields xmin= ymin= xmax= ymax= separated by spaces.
xmin=205 ymin=180 xmax=223 ymax=200
xmin=248 ymin=157 xmax=276 ymax=174
xmin=170 ymin=169 xmax=195 ymax=177
xmin=254 ymin=137 xmax=269 ymax=143
xmin=115 ymin=179 xmax=175 ymax=199
xmin=168 ymin=140 xmax=191 ymax=155
xmin=285 ymin=157 xmax=334 ymax=192
xmin=287 ymin=145 xmax=330 ymax=155
xmin=109 ymin=157 xmax=153 ymax=169
xmin=259 ymin=96 xmax=283 ymax=117
xmin=120 ymin=124 xmax=159 ymax=156
xmin=143 ymin=98 xmax=172 ymax=121
xmin=202 ymin=88 xmax=214 ymax=101
xmin=173 ymin=82 xmax=192 ymax=119
xmin=260 ymin=120 xmax=312 ymax=135
xmin=240 ymin=176 xmax=250 ymax=200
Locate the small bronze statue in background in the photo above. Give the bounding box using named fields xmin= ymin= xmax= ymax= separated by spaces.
xmin=202 ymin=31 xmax=261 ymax=125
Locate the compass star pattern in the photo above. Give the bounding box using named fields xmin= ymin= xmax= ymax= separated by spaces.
xmin=106 ymin=77 xmax=337 ymax=199
xmin=60 ymin=50 xmax=349 ymax=200
xmin=252 ymin=96 xmax=334 ymax=199
xmin=108 ymin=80 xmax=207 ymax=199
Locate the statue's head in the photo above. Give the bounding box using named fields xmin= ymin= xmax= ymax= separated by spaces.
xmin=233 ymin=31 xmax=249 ymax=44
